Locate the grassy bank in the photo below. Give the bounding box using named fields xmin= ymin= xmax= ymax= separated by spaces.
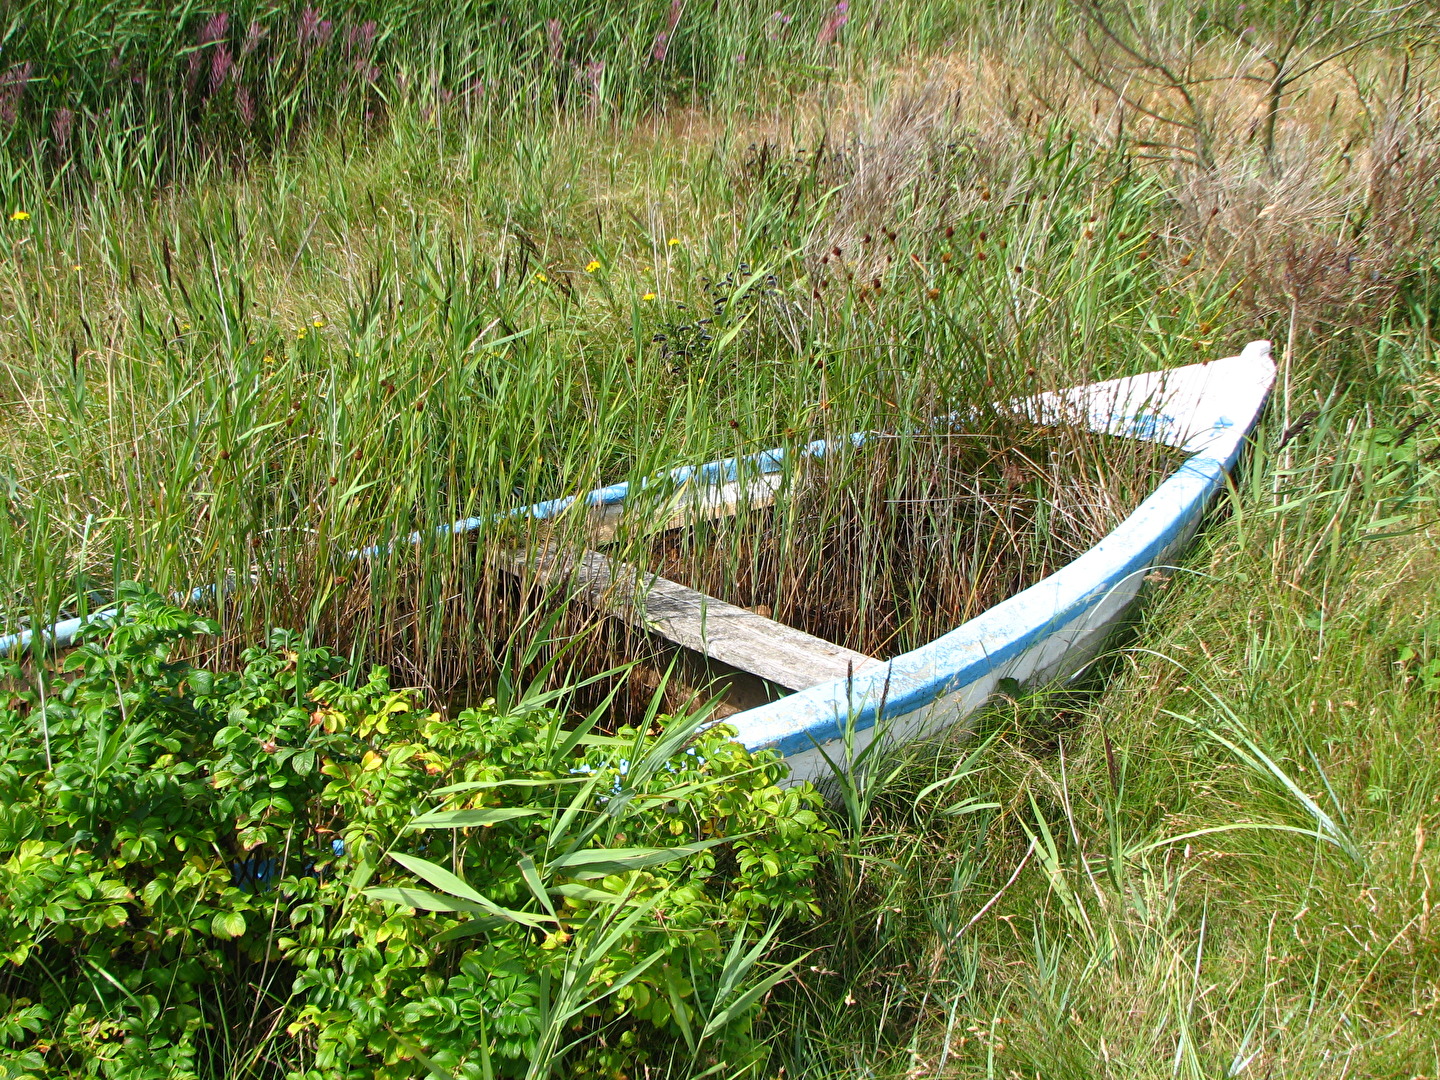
xmin=2 ymin=0 xmax=1440 ymax=1076
xmin=783 ymin=339 xmax=1440 ymax=1077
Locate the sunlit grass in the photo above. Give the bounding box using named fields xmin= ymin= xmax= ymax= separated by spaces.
xmin=2 ymin=0 xmax=1439 ymax=1076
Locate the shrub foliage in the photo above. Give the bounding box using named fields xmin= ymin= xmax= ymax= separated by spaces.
xmin=0 ymin=586 xmax=833 ymax=1078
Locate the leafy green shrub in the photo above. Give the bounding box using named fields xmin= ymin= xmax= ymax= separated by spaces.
xmin=0 ymin=585 xmax=833 ymax=1079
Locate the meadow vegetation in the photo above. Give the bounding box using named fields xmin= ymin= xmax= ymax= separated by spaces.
xmin=1 ymin=0 xmax=1439 ymax=1076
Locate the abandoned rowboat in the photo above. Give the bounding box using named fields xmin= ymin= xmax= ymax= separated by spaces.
xmin=512 ymin=340 xmax=1276 ymax=782
xmin=3 ymin=341 xmax=1276 ymax=784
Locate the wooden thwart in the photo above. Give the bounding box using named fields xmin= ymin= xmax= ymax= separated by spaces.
xmin=585 ymin=473 xmax=786 ymax=545
xmin=516 ymin=546 xmax=880 ymax=693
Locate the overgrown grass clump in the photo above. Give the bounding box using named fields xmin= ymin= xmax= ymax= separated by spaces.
xmin=649 ymin=424 xmax=1183 ymax=658
xmin=0 ymin=0 xmax=957 ymax=193
xmin=2 ymin=0 xmax=1440 ymax=1077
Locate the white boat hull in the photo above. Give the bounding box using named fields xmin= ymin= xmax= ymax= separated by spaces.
xmin=724 ymin=341 xmax=1276 ymax=781
xmin=2 ymin=342 xmax=1276 ymax=787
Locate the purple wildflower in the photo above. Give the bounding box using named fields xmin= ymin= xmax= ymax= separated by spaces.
xmin=235 ymin=84 xmax=255 ymax=126
xmin=579 ymin=59 xmax=604 ymax=117
xmin=0 ymin=63 xmax=32 ymax=128
xmin=652 ymin=0 xmax=683 ymax=62
xmin=298 ymin=7 xmax=321 ymax=47
xmin=242 ymin=21 xmax=265 ymax=57
xmin=816 ymin=0 xmax=848 ymax=46
xmin=198 ymin=12 xmax=229 ymax=45
xmin=345 ymin=20 xmax=377 ymax=56
xmin=210 ymin=45 xmax=234 ymax=93
xmin=52 ymin=107 xmax=74 ymax=151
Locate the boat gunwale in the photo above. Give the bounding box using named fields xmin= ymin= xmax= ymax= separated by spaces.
xmin=1 ymin=343 xmax=1277 ymax=748
xmin=726 ymin=341 xmax=1277 ymax=759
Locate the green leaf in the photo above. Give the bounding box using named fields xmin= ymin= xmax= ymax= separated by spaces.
xmin=211 ymin=911 xmax=246 ymax=939
xmin=518 ymin=855 xmax=558 ymax=920
xmin=940 ymin=798 xmax=1002 ymax=817
xmin=387 ymin=852 xmax=553 ymax=927
xmin=365 ymin=887 xmax=495 ymax=914
xmin=408 ymin=807 xmax=546 ymax=830
xmin=547 ymin=835 xmax=734 ymax=879
xmin=553 ymin=882 xmax=636 ymax=904
xmin=700 ymin=953 xmax=808 ymax=1040
xmin=432 ymin=917 xmax=508 ymax=944
xmin=430 ymin=777 xmax=588 ymax=796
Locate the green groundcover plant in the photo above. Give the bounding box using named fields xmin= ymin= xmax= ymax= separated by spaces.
xmin=0 ymin=585 xmax=834 ymax=1079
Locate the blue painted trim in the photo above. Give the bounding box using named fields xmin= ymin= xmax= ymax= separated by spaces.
xmin=2 ymin=348 xmax=1268 ymax=697
xmin=0 ymin=431 xmax=863 ymax=654
xmin=730 ymin=431 xmax=1253 ymax=759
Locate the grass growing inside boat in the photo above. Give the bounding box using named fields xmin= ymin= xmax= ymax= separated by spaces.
xmin=645 ymin=423 xmax=1185 ymax=659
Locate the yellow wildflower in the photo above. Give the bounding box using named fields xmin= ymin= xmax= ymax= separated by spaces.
xmin=642 ymin=292 xmax=656 ymax=301
xmin=312 ymin=317 xmax=325 ymax=328
xmin=72 ymin=264 xmax=81 ymax=272
xmin=667 ymin=237 xmax=681 ymax=247
xmin=535 ymin=272 xmax=548 ymax=283
xmin=9 ymin=211 xmax=29 ymax=221
xmin=585 ymin=260 xmax=602 ymax=273
xmin=297 ymin=327 xmax=307 ymax=340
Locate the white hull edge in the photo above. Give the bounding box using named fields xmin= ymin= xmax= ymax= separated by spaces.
xmin=724 ymin=341 xmax=1276 ymax=782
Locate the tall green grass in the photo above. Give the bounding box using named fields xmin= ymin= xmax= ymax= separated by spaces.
xmin=0 ymin=0 xmax=962 ymax=195
xmin=0 ymin=84 xmax=1220 ymax=702
xmin=773 ymin=321 xmax=1440 ymax=1076
xmin=2 ymin=0 xmax=1439 ymax=1075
